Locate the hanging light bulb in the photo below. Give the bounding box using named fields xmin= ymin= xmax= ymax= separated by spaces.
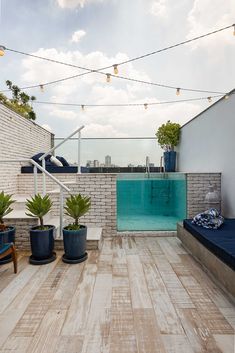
xmin=144 ymin=103 xmax=148 ymax=110
xmin=106 ymin=73 xmax=111 ymax=83
xmin=233 ymin=24 xmax=235 ymax=36
xmin=81 ymin=105 xmax=85 ymax=111
xmin=0 ymin=45 xmax=6 ymax=57
xmin=176 ymin=88 xmax=181 ymax=96
xmin=40 ymin=84 xmax=44 ymax=92
xmin=224 ymin=94 xmax=229 ymax=100
xmin=113 ymin=64 xmax=118 ymax=75
xmin=207 ymin=97 xmax=212 ymax=103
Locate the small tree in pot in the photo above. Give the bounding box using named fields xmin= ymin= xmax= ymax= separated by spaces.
xmin=25 ymin=194 xmax=56 ymax=265
xmin=0 ymin=192 xmax=16 ymax=264
xmin=156 ymin=120 xmax=181 ymax=172
xmin=62 ymin=194 xmax=91 ymax=263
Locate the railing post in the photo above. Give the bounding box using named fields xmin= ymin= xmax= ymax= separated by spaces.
xmin=59 ymin=186 xmax=64 ymax=238
xmin=78 ymin=130 xmax=81 ymax=174
xmin=33 ymin=165 xmax=38 ymax=195
xmin=42 ymin=158 xmax=46 ymax=196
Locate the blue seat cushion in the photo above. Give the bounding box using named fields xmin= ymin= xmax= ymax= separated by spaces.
xmin=183 ymin=219 xmax=235 ymax=270
xmin=31 ymin=153 xmax=52 ymax=165
xmin=21 ymin=166 xmax=78 ymax=173
xmin=0 ymin=243 xmax=12 ymax=255
xmin=56 ymin=156 xmax=70 ymax=167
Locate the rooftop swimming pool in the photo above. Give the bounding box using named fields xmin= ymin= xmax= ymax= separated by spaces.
xmin=117 ymin=173 xmax=187 ymax=231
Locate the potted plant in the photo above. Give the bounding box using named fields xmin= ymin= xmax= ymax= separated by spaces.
xmin=25 ymin=194 xmax=56 ymax=265
xmin=156 ymin=120 xmax=181 ymax=172
xmin=62 ymin=194 xmax=91 ymax=263
xmin=0 ymin=191 xmax=16 ymax=264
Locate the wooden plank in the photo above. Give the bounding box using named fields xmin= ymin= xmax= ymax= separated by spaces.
xmin=55 ymin=336 xmax=84 ymax=353
xmin=50 ymin=261 xmax=84 ymax=310
xmin=161 ymin=335 xmax=194 ymax=353
xmin=133 ymin=309 xmax=166 ymax=353
xmin=80 ymin=274 xmax=112 ymax=353
xmin=127 ymin=255 xmax=152 ymax=309
xmin=157 ymin=238 xmax=181 ymax=264
xmin=143 ymin=262 xmax=184 ymax=334
xmin=0 ymin=255 xmax=28 ymax=293
xmin=25 ymin=310 xmax=66 ymax=353
xmin=12 ymin=260 xmax=68 ymax=337
xmin=0 ymin=337 xmax=32 ymax=353
xmin=0 ymin=258 xmax=59 ymax=346
xmin=167 ymin=237 xmax=187 ymax=254
xmin=213 ymin=334 xmax=235 ymax=353
xmin=177 ymin=308 xmax=225 ymax=353
xmin=61 ymin=264 xmax=97 ymax=336
xmin=0 ymin=261 xmax=40 ymax=315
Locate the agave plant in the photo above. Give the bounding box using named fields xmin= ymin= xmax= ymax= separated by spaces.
xmin=64 ymin=194 xmax=91 ymax=230
xmin=0 ymin=191 xmax=15 ymax=231
xmin=25 ymin=194 xmax=52 ymax=229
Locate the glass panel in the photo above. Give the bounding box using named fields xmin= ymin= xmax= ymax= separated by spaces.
xmin=117 ymin=174 xmax=186 ymax=231
xmin=54 ymin=138 xmax=162 ymax=168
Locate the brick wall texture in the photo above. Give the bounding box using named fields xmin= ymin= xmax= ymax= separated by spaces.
xmin=0 ymin=103 xmax=53 ymax=193
xmin=186 ymin=173 xmax=221 ymax=218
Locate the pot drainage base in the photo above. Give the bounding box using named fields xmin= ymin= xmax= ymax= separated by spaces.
xmin=62 ymin=252 xmax=88 ymax=264
xmin=29 ymin=252 xmax=56 ymax=265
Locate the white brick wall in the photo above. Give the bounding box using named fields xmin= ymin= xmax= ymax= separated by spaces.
xmin=0 ymin=103 xmax=53 ymax=193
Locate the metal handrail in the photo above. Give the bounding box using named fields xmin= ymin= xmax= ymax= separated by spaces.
xmin=0 ymin=158 xmax=70 ymax=237
xmin=39 ymin=125 xmax=85 ymax=194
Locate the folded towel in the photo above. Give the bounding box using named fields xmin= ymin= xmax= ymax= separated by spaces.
xmin=192 ymin=208 xmax=224 ymax=229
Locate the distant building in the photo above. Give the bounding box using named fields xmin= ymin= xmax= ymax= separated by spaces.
xmin=94 ymin=160 xmax=99 ymax=167
xmin=105 ymin=155 xmax=111 ymax=167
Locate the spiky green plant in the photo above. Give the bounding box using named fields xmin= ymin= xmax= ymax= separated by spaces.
xmin=0 ymin=192 xmax=15 ymax=231
xmin=25 ymin=194 xmax=52 ymax=229
xmin=64 ymin=194 xmax=91 ymax=230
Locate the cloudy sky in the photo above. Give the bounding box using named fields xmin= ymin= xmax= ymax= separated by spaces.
xmin=0 ymin=0 xmax=235 ymax=164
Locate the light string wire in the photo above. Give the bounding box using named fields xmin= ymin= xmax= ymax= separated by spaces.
xmin=33 ymin=94 xmax=227 ymax=108
xmin=0 ymin=24 xmax=233 ymax=94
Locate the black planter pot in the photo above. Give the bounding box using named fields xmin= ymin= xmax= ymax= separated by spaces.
xmin=164 ymin=151 xmax=177 ymax=172
xmin=29 ymin=225 xmax=56 ymax=265
xmin=62 ymin=225 xmax=88 ymax=263
xmin=0 ymin=226 xmax=15 ymax=264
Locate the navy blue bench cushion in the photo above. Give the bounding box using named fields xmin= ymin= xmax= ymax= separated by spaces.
xmin=183 ymin=219 xmax=235 ymax=270
xmin=21 ymin=166 xmax=78 ymax=173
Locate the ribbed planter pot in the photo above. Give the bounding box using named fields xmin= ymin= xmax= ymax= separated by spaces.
xmin=164 ymin=151 xmax=177 ymax=172
xmin=62 ymin=225 xmax=88 ymax=263
xmin=0 ymin=226 xmax=15 ymax=264
xmin=29 ymin=225 xmax=56 ymax=265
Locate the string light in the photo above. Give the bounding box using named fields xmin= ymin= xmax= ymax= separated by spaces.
xmin=33 ymin=94 xmax=225 ymax=109
xmin=81 ymin=104 xmax=85 ymax=111
xmin=0 ymin=45 xmax=5 ymax=57
xmin=40 ymin=84 xmax=44 ymax=92
xmin=1 ymin=24 xmax=233 ymax=94
xmin=113 ymin=64 xmax=118 ymax=75
xmin=106 ymin=73 xmax=111 ymax=83
xmin=224 ymin=94 xmax=229 ymax=100
xmin=233 ymin=24 xmax=235 ymax=36
xmin=176 ymin=88 xmax=181 ymax=96
xmin=207 ymin=97 xmax=212 ymax=103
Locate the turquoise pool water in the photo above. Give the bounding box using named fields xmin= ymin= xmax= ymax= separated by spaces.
xmin=117 ymin=173 xmax=187 ymax=231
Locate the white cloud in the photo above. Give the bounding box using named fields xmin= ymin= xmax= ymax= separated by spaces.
xmin=186 ymin=0 xmax=235 ymax=51
xmin=70 ymin=30 xmax=86 ymax=43
xmin=150 ymin=0 xmax=168 ymax=19
xmin=57 ymin=0 xmax=104 ymax=9
xmin=41 ymin=123 xmax=52 ymax=132
xmin=49 ymin=108 xmax=78 ymax=120
xmin=21 ymin=47 xmax=203 ymax=137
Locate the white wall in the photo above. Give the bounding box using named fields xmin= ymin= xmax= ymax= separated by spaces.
xmin=177 ymin=93 xmax=235 ymax=217
xmin=0 ymin=103 xmax=53 ymax=194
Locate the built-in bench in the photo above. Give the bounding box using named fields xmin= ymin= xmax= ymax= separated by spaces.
xmin=21 ymin=166 xmax=78 ymax=173
xmin=177 ymin=220 xmax=235 ymax=298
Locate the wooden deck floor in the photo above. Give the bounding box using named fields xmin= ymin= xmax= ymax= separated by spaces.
xmin=0 ymin=237 xmax=234 ymax=353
